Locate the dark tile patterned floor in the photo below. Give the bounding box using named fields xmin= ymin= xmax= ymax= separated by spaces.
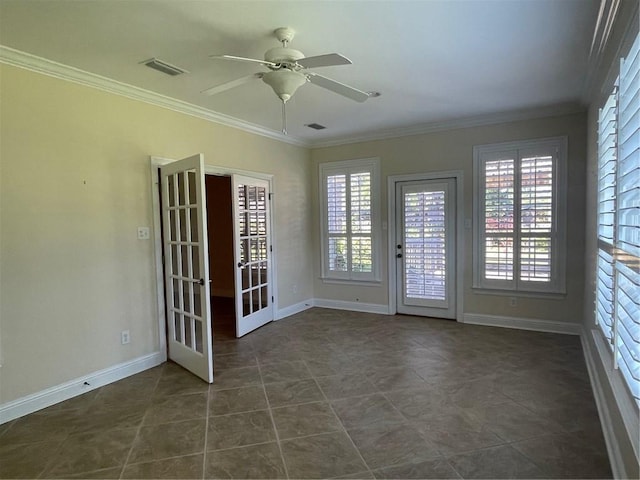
xmin=0 ymin=308 xmax=612 ymax=479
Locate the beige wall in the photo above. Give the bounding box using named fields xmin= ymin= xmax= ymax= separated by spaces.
xmin=0 ymin=64 xmax=313 ymax=404
xmin=311 ymin=113 xmax=587 ymax=323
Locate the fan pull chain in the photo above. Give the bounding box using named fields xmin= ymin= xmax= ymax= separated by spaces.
xmin=281 ymin=100 xmax=287 ymax=135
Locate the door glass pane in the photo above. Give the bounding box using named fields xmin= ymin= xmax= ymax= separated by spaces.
xmin=248 ymin=186 xmax=257 ymax=209
xmin=188 ymin=171 xmax=197 ymax=205
xmin=194 ymin=284 xmax=202 ymax=317
xmin=238 ymin=185 xmax=246 ymax=210
xmin=174 ymin=312 xmax=183 ymax=343
xmin=179 ymin=209 xmax=188 ymax=241
xmin=239 ymin=212 xmax=248 ymax=236
xmin=169 ymin=210 xmax=177 ymax=241
xmin=260 ymin=261 xmax=267 ymax=284
xmin=258 ymin=238 xmax=267 ymax=260
xmin=250 ymin=239 xmax=259 ymax=261
xmin=195 ymin=320 xmax=203 ymax=353
xmin=172 ymin=278 xmax=180 ymax=309
xmin=181 ymin=245 xmax=190 ymax=278
xmin=258 ymin=213 xmax=267 ymax=235
xmin=171 ymin=244 xmax=178 ymax=274
xmin=243 ymin=291 xmax=251 ymax=316
xmin=242 ymin=266 xmax=250 ymax=290
xmin=240 ymin=239 xmax=248 ymax=264
xmin=177 ymin=172 xmax=186 ymax=206
xmin=192 ymin=246 xmax=200 ymax=279
xmin=190 ymin=208 xmax=198 ymax=243
xmin=403 ymin=190 xmax=446 ymax=301
xmin=168 ymin=175 xmax=176 ymax=207
xmin=185 ymin=316 xmax=193 ymax=348
xmin=183 ymin=282 xmax=191 ymax=313
xmin=261 ymin=286 xmax=268 ymax=308
xmin=249 ymin=212 xmax=258 ymax=235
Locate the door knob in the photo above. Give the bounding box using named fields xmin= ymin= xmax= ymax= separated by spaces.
xmin=396 ymin=253 xmax=403 ymax=258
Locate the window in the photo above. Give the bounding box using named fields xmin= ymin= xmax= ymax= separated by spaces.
xmin=320 ymin=158 xmax=380 ymax=282
xmin=473 ymin=137 xmax=567 ymax=293
xmin=596 ymin=30 xmax=640 ymax=406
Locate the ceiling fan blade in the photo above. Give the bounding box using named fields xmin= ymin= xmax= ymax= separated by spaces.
xmin=306 ymin=73 xmax=370 ymax=102
xmin=297 ymin=53 xmax=352 ymax=69
xmin=201 ymin=73 xmax=264 ymax=96
xmin=210 ymin=55 xmax=277 ymax=68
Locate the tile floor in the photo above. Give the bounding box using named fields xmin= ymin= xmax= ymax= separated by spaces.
xmin=0 ymin=308 xmax=612 ymax=479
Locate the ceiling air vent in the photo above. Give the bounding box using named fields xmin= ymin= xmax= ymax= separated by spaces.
xmin=142 ymin=58 xmax=188 ymax=76
xmin=305 ymin=123 xmax=326 ymax=130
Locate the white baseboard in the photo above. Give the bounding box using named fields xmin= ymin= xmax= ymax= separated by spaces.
xmin=275 ymin=300 xmax=314 ymax=320
xmin=462 ymin=313 xmax=582 ymax=335
xmin=312 ymin=298 xmax=391 ymax=315
xmin=0 ymin=351 xmax=164 ymax=424
xmin=581 ymin=329 xmax=629 ymax=479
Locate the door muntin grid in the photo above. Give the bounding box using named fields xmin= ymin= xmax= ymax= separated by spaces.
xmin=165 ymin=169 xmax=205 ymax=354
xmin=237 ymin=184 xmax=269 ymax=317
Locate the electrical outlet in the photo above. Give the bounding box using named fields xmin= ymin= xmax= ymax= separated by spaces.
xmin=121 ymin=330 xmax=130 ymax=344
xmin=137 ymin=227 xmax=150 ymax=240
xmin=509 ymin=297 xmax=517 ymax=307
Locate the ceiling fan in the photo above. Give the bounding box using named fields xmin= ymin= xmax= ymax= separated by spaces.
xmin=202 ymin=27 xmax=377 ymax=134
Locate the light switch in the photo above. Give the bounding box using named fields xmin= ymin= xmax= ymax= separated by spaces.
xmin=137 ymin=227 xmax=150 ymax=240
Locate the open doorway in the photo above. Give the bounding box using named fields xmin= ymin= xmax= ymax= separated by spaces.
xmin=205 ymin=175 xmax=236 ymax=341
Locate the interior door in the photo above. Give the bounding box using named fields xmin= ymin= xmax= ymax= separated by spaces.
xmin=233 ymin=175 xmax=273 ymax=337
xmin=396 ymin=178 xmax=456 ymax=319
xmin=160 ymin=154 xmax=213 ymax=382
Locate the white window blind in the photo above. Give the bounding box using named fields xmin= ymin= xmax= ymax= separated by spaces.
xmin=403 ymin=189 xmax=446 ymax=300
xmin=597 ymin=88 xmax=618 ymax=345
xmin=320 ymin=159 xmax=380 ymax=282
xmin=473 ymin=138 xmax=566 ymax=293
xmin=616 ymin=32 xmax=640 ymax=403
xmin=595 ymin=30 xmax=640 ymax=406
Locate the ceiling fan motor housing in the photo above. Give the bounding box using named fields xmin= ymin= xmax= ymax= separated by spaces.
xmin=262 ymin=69 xmax=307 ymax=102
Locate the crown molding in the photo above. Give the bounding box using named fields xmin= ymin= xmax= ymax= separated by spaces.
xmin=0 ymin=45 xmax=590 ymax=151
xmin=0 ymin=45 xmax=309 ymax=148
xmin=308 ymin=102 xmax=587 ymax=148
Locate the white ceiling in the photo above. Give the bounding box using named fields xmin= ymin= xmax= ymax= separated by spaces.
xmin=0 ymin=0 xmax=599 ymax=145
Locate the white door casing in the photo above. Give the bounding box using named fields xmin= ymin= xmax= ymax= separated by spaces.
xmin=233 ymin=174 xmax=273 ymax=337
xmin=160 ymin=154 xmax=213 ymax=382
xmin=395 ymin=178 xmax=457 ymax=319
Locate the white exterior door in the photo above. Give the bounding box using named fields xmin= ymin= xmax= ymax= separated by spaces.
xmin=233 ymin=175 xmax=273 ymax=337
xmin=160 ymin=154 xmax=213 ymax=382
xmin=396 ymin=178 xmax=456 ymax=319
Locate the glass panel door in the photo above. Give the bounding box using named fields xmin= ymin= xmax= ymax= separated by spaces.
xmin=396 ymin=178 xmax=456 ymax=319
xmin=233 ymin=175 xmax=273 ymax=337
xmin=161 ymin=154 xmax=213 ymax=382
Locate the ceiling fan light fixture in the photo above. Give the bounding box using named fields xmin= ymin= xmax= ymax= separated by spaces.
xmin=262 ymin=70 xmax=307 ymax=102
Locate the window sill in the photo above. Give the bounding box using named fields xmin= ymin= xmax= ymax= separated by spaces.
xmin=320 ymin=277 xmax=382 ymax=287
xmin=471 ymin=287 xmax=566 ymax=300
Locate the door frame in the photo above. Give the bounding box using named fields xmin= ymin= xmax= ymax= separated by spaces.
xmin=387 ymin=170 xmax=464 ymax=322
xmin=149 ymin=156 xmax=277 ymax=354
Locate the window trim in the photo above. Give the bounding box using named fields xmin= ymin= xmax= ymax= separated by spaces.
xmin=472 ymin=136 xmax=568 ymax=294
xmin=319 ymin=157 xmax=381 ymax=283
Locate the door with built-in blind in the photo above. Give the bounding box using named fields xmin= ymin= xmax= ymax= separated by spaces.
xmin=396 ymin=179 xmax=456 ymax=319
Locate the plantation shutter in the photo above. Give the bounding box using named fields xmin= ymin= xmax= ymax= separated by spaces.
xmin=615 ymin=34 xmax=640 ymax=403
xmin=596 ymin=88 xmax=618 ymax=344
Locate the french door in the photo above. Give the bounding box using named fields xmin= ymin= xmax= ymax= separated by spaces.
xmin=233 ymin=175 xmax=273 ymax=337
xmin=160 ymin=154 xmax=213 ymax=382
xmin=396 ymin=178 xmax=456 ymax=319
